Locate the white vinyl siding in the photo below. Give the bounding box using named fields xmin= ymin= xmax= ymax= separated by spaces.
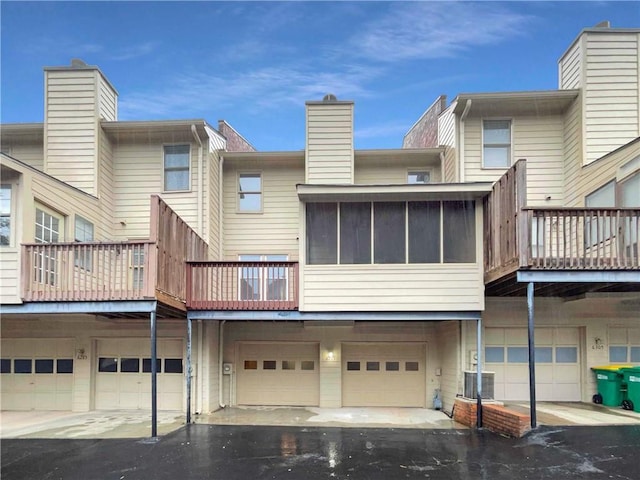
xmin=1 ymin=143 xmax=44 ymax=171
xmin=583 ymin=32 xmax=640 ymax=164
xmin=223 ymin=161 xmax=303 ymax=259
xmin=98 ymin=128 xmax=115 ymax=240
xmin=207 ymin=150 xmax=221 ymax=259
xmin=302 ymin=264 xmax=483 ymax=312
xmin=563 ymin=98 xmax=583 ymax=206
xmin=354 ymin=160 xmax=441 ymax=184
xmin=112 ymin=142 xmax=199 ymax=239
xmin=97 ymin=74 xmax=117 ymax=121
xmin=559 ymin=38 xmax=583 ymax=89
xmin=44 ymin=69 xmax=98 ymax=195
xmin=306 ymin=103 xmax=354 ymax=184
xmin=438 ymin=106 xmax=457 ymax=182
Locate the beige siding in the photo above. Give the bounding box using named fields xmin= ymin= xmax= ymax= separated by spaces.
xmin=583 ymin=32 xmax=640 ymax=164
xmin=98 ymin=128 xmax=114 ymax=240
xmin=306 ymin=104 xmax=354 ymax=184
xmin=111 ymin=142 xmax=201 ymax=240
xmin=464 ymin=116 xmax=566 ymax=205
xmin=354 ymin=159 xmax=441 ymax=184
xmin=0 ymin=250 xmax=20 ymax=304
xmin=1 ymin=143 xmax=44 ymax=171
xmin=45 ymin=70 xmax=98 ymax=195
xmin=302 ymin=264 xmax=483 ymax=312
xmin=207 ymin=150 xmax=221 ymax=259
xmin=563 ymin=98 xmax=584 ymax=206
xmin=438 ymin=106 xmax=457 ymax=182
xmin=98 ymin=74 xmax=117 ymax=121
xmin=436 ymin=321 xmax=460 ymax=412
xmin=559 ymin=37 xmax=583 ymax=89
xmin=223 ymin=160 xmax=303 ymax=259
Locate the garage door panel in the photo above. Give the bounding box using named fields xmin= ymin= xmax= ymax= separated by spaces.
xmin=342 ymin=344 xmax=426 ymax=408
xmin=555 ymin=328 xmax=579 ymax=344
xmin=237 ymin=343 xmax=319 ymax=406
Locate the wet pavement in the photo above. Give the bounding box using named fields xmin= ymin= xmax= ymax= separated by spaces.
xmin=2 ymin=424 xmax=640 ymax=479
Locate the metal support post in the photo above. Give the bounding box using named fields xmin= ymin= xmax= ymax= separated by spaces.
xmin=476 ymin=317 xmax=483 ymax=428
xmin=186 ymin=316 xmax=192 ymax=424
xmin=151 ymin=309 xmax=158 ymax=438
xmin=527 ymin=282 xmax=537 ymax=428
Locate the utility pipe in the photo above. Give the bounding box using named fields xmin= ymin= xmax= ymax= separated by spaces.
xmin=150 ymin=308 xmax=158 ymax=437
xmin=186 ymin=316 xmax=192 ymax=424
xmin=476 ymin=316 xmax=483 ymax=428
xmin=527 ymin=282 xmax=537 ymax=428
xmin=191 ymin=124 xmax=204 ymax=235
xmin=218 ymin=155 xmax=224 ymax=260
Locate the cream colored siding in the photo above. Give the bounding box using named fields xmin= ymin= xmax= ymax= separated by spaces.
xmin=112 ymin=142 xmax=200 ymax=240
xmin=45 ymin=70 xmax=98 ymax=195
xmin=563 ymin=98 xmax=584 ymax=206
xmin=302 ymin=265 xmax=483 ymax=312
xmin=464 ymin=116 xmax=566 ymax=205
xmin=223 ymin=161 xmax=303 ymax=259
xmin=2 ymin=144 xmax=44 ymax=171
xmin=98 ymin=128 xmax=114 ymax=240
xmin=584 ymin=32 xmax=640 ymax=164
xmin=306 ymin=104 xmax=354 ymax=184
xmin=207 ymin=150 xmax=220 ymax=259
xmin=354 ymin=160 xmax=441 ymax=184
xmin=438 ymin=107 xmax=457 ymax=182
xmin=436 ymin=321 xmax=460 ymax=412
xmin=98 ymin=74 xmax=117 ymax=121
xmin=0 ymin=250 xmax=20 ymax=304
xmin=559 ymin=38 xmax=583 ymax=89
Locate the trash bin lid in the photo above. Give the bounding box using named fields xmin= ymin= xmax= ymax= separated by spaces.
xmin=592 ymin=364 xmax=634 ymax=371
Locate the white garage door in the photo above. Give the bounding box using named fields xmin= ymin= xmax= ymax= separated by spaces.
xmin=0 ymin=338 xmax=74 ymax=411
xmin=342 ymin=343 xmax=426 ymax=407
xmin=236 ymin=343 xmax=319 ymax=406
xmin=485 ymin=327 xmax=581 ymax=401
xmin=95 ymin=338 xmax=184 ymax=410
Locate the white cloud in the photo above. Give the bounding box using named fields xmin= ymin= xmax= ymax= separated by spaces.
xmin=349 ymin=2 xmax=532 ymax=62
xmin=355 ymin=121 xmax=412 ymax=140
xmin=108 ymin=42 xmax=158 ymax=61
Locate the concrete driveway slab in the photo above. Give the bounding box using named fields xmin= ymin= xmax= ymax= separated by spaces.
xmin=2 ymin=424 xmax=640 ymax=479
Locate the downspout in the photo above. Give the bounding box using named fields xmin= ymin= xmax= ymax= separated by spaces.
xmin=197 ymin=319 xmax=203 ymax=414
xmin=191 ymin=124 xmax=204 ymax=235
xmin=459 ymin=99 xmax=472 ymax=183
xmin=218 ymin=155 xmax=224 ymax=260
xmin=219 ymin=319 xmax=227 ymax=408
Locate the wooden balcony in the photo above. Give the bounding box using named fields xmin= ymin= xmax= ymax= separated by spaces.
xmin=186 ymin=261 xmax=299 ymax=310
xmin=484 ymin=161 xmax=639 ymax=295
xmin=20 ymin=196 xmax=207 ymax=312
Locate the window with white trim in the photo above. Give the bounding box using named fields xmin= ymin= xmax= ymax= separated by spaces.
xmin=483 ymin=120 xmax=511 ymax=168
xmin=163 ymin=145 xmax=190 ymax=191
xmin=74 ymin=215 xmax=94 ymax=270
xmin=35 ymin=207 xmax=63 ymax=285
xmin=0 ymin=184 xmax=11 ymax=246
xmin=238 ymin=254 xmax=288 ymax=301
xmin=407 ymin=171 xmax=431 ymax=184
xmin=238 ymin=173 xmax=262 ymax=212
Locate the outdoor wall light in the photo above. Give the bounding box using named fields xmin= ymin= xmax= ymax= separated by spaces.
xmin=325 ymin=351 xmax=335 ymax=361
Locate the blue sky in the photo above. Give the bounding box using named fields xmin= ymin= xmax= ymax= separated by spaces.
xmin=1 ymin=1 xmax=638 ymax=150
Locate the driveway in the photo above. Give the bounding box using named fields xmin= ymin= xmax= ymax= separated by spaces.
xmin=2 ymin=424 xmax=640 ymax=479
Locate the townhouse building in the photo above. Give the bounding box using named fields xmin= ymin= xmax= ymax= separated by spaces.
xmin=0 ymin=24 xmax=638 ymax=423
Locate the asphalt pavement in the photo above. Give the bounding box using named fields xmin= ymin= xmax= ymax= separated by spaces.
xmin=2 ymin=424 xmax=639 ymax=479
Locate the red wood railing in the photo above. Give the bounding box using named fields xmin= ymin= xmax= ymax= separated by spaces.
xmin=22 ymin=241 xmax=156 ymax=301
xmin=525 ymin=207 xmax=639 ymax=269
xmin=187 ymin=261 xmax=299 ymax=310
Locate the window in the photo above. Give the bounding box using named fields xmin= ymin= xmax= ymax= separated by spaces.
xmin=164 ymin=145 xmax=190 ymax=191
xmin=143 ymin=358 xmax=162 ymax=373
xmin=14 ymin=359 xmax=32 ymax=374
xmin=238 ymin=254 xmax=288 ymax=301
xmin=405 ymin=362 xmax=419 ymax=371
xmin=301 ymin=361 xmax=315 ymax=371
xmin=244 ymin=360 xmax=258 ymax=370
xmin=306 ymin=201 xmax=477 ymax=265
xmin=408 ymin=171 xmax=431 ymax=184
xmin=132 ymin=247 xmax=145 ymax=291
xmin=0 ymin=184 xmax=11 ymax=246
xmin=238 ymin=173 xmax=262 ymax=212
xmin=609 ymin=346 xmax=628 ymax=363
xmin=282 ymin=360 xmax=296 ymax=370
xmin=555 ymin=347 xmax=577 ymax=363
xmin=74 ymin=216 xmax=94 ymax=270
xmin=366 ymin=361 xmax=380 ymax=371
xmin=535 ymin=347 xmax=553 ymax=363
xmin=98 ymin=358 xmax=118 ymax=373
xmin=120 ymin=358 xmax=140 ymax=373
xmin=507 ymin=347 xmax=528 ymax=363
xmin=374 ymin=202 xmax=405 ymax=263
xmin=346 ymin=361 xmax=360 ymax=371
xmin=385 ymin=361 xmax=400 ymax=371
xmin=56 ymin=359 xmax=74 ymax=374
xmin=35 ymin=207 xmax=62 ymax=285
xmin=164 ymin=358 xmax=183 ymax=373
xmin=35 ymin=359 xmax=54 ymax=373
xmin=306 ymin=203 xmax=337 ymax=264
xmin=340 ymin=203 xmax=371 ymax=264
xmin=1 ymin=359 xmax=10 ymax=373
xmin=263 ymin=360 xmax=276 ymax=370
xmin=483 ymin=120 xmax=511 ymax=168
xmin=485 ymin=347 xmax=504 ymax=363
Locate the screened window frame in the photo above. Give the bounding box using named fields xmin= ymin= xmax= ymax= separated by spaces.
xmin=482 ymin=118 xmax=512 ymax=169
xmin=163 ymin=144 xmax=191 ymax=192
xmin=305 ymin=200 xmax=477 ymax=266
xmin=237 ymin=171 xmax=263 ymax=213
xmin=407 ymin=169 xmax=433 ymax=184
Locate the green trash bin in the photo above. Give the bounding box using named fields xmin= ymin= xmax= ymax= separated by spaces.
xmin=620 ymin=367 xmax=640 ymax=412
xmin=591 ymin=365 xmax=631 ymax=407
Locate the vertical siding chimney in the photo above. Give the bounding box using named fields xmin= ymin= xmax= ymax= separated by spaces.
xmin=43 ymin=59 xmax=118 ymax=195
xmin=305 ymin=94 xmax=354 ymax=184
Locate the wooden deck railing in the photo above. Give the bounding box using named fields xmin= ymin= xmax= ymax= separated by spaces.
xmin=22 ymin=241 xmax=156 ymax=301
xmin=525 ymin=207 xmax=639 ymax=269
xmin=187 ymin=261 xmax=299 ymax=310
xmin=21 ymin=196 xmax=208 ymax=305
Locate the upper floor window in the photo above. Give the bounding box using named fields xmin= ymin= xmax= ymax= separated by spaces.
xmin=0 ymin=185 xmax=11 ymax=246
xmin=74 ymin=216 xmax=94 ymax=270
xmin=306 ymin=201 xmax=475 ymax=265
xmin=238 ymin=254 xmax=288 ymax=301
xmin=163 ymin=145 xmax=190 ymax=191
xmin=483 ymin=120 xmax=511 ymax=168
xmin=238 ymin=173 xmax=262 ymax=212
xmin=35 ymin=208 xmax=61 ymax=243
xmin=408 ymin=171 xmax=431 ymax=184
